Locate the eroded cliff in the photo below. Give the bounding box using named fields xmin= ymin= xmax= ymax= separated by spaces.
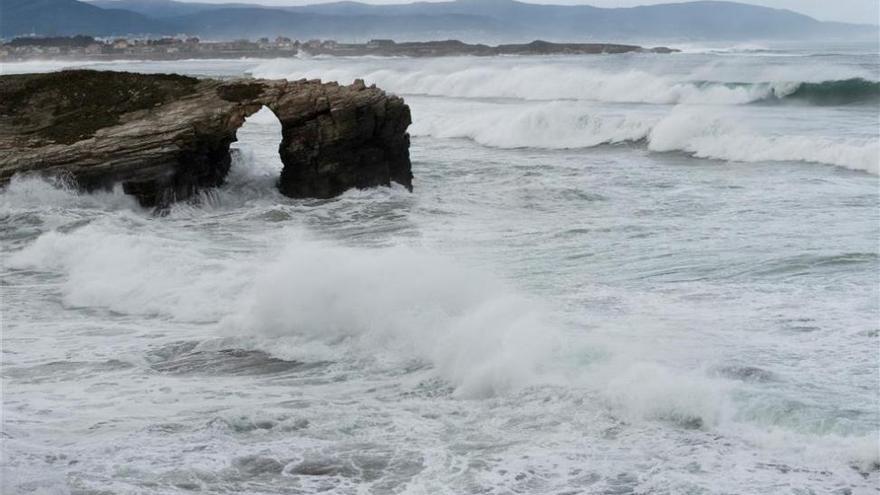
xmin=0 ymin=70 xmax=412 ymax=206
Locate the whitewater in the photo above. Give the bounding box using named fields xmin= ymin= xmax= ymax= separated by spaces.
xmin=2 ymin=41 xmax=879 ymax=494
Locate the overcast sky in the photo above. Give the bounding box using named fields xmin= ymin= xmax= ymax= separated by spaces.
xmin=180 ymin=0 xmax=879 ymax=24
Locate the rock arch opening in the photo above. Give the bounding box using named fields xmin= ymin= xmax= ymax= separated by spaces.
xmin=228 ymin=106 xmax=284 ymax=192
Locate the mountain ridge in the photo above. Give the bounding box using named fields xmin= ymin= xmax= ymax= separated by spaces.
xmin=2 ymin=0 xmax=876 ymax=41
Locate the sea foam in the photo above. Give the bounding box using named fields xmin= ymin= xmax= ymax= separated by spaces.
xmin=220 ymin=236 xmax=560 ymax=398
xmin=251 ymin=57 xmax=878 ymax=106
xmin=8 ymin=213 xmax=559 ymax=398
xmin=410 ymin=101 xmax=880 ymax=174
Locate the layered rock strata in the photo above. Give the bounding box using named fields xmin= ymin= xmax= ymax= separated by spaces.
xmin=0 ymin=70 xmax=412 ymax=206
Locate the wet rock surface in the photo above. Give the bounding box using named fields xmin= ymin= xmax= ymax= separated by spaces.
xmin=0 ymin=70 xmax=412 ymax=206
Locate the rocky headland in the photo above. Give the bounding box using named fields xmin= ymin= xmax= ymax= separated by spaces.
xmin=0 ymin=70 xmax=412 ymax=206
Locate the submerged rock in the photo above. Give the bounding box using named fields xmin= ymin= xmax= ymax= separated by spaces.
xmin=0 ymin=70 xmax=412 ymax=206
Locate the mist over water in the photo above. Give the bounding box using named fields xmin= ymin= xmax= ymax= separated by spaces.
xmin=2 ymin=43 xmax=879 ymax=494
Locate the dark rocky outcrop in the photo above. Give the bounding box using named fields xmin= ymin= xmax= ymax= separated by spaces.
xmin=0 ymin=70 xmax=412 ymax=206
xmin=306 ymin=39 xmax=679 ymax=57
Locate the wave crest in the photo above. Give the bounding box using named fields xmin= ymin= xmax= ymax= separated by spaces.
xmin=760 ymin=78 xmax=880 ymax=106
xmin=220 ymin=239 xmax=560 ymax=398
xmin=252 ymin=59 xmax=879 ymax=106
xmin=647 ymin=110 xmax=879 ymax=174
xmin=411 ymin=102 xmax=879 ymax=174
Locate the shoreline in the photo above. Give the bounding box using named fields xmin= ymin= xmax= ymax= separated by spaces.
xmin=1 ymin=39 xmax=678 ymax=63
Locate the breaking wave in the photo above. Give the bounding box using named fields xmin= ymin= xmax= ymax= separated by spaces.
xmin=251 ymin=59 xmax=879 ymax=106
xmin=646 ymin=110 xmax=879 ymax=174
xmin=754 ymin=78 xmax=880 ymax=106
xmin=7 ymin=216 xmax=559 ymax=399
xmin=410 ymin=102 xmax=880 ymax=174
xmin=218 ymin=237 xmax=561 ymax=399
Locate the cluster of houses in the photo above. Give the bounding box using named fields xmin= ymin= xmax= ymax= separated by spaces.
xmin=0 ymin=36 xmax=380 ymax=61
xmin=0 ymin=36 xmax=623 ymax=60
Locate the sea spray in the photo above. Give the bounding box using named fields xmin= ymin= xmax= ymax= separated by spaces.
xmin=647 ymin=107 xmax=880 ymax=174
xmin=252 ymin=57 xmax=879 ymax=106
xmin=220 ymin=236 xmax=560 ymax=398
xmin=0 ymin=174 xmax=140 ymax=212
xmin=410 ymin=99 xmax=880 ymax=174
xmin=6 ymin=218 xmax=255 ymax=322
xmin=410 ymin=100 xmax=654 ymax=149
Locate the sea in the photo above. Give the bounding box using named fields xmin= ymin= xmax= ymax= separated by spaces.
xmin=2 ymin=41 xmax=879 ymax=494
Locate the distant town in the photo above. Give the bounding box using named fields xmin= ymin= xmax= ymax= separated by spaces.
xmin=0 ymin=36 xmax=676 ymax=62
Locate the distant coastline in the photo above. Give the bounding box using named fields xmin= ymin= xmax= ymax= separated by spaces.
xmin=0 ymin=36 xmax=677 ymax=62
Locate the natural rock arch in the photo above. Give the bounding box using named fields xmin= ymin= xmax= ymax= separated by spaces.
xmin=228 ymin=106 xmax=284 ymax=183
xmin=0 ymin=70 xmax=412 ymax=207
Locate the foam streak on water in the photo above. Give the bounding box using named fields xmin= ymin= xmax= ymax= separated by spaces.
xmin=2 ymin=44 xmax=879 ymax=494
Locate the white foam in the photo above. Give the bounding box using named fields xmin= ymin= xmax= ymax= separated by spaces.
xmin=7 ymin=219 xmax=254 ymax=322
xmin=220 ymin=235 xmax=560 ymax=398
xmin=253 ymin=60 xmax=759 ymax=105
xmin=600 ymin=362 xmax=729 ymax=427
xmin=250 ymin=57 xmax=874 ymax=106
xmin=9 ymin=218 xmax=559 ymax=397
xmin=411 ymin=100 xmax=653 ymax=149
xmin=672 ymin=42 xmax=774 ymax=54
xmin=410 ymin=100 xmax=880 ymax=174
xmin=0 ymin=174 xmax=141 ymax=212
xmin=648 ymin=108 xmax=880 ymax=174
xmin=225 ymin=107 xmax=284 ymax=187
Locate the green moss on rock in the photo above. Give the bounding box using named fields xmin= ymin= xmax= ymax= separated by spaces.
xmin=0 ymin=70 xmax=199 ymax=144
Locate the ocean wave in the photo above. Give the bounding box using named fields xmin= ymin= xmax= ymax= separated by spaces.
xmin=690 ymin=78 xmax=880 ymax=106
xmin=7 ymin=217 xmax=559 ymax=398
xmin=647 ymin=110 xmax=879 ymax=173
xmin=220 ymin=237 xmax=561 ymax=398
xmin=411 ymin=101 xmax=653 ymax=149
xmin=410 ymin=102 xmax=879 ymax=174
xmin=770 ymin=78 xmax=880 ymax=106
xmin=5 ymin=181 xmax=875 ymax=436
xmin=0 ymin=174 xmax=140 ymax=212
xmin=6 ymin=218 xmax=253 ymax=322
xmin=251 ymin=59 xmax=878 ymax=107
